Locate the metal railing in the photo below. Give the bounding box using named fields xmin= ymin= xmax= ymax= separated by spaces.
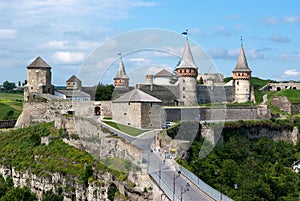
xmin=148 ymin=166 xmax=181 ymax=201
xmin=179 ymin=165 xmax=234 ymax=201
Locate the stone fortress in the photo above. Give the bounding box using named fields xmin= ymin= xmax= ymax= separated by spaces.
xmin=17 ymin=36 xmax=272 ymax=130
xmin=15 ymin=35 xmax=300 ymax=201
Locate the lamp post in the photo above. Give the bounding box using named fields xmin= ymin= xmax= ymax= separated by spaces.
xmin=180 ymin=183 xmax=190 ymax=201
xmin=173 ymin=170 xmax=181 ymax=201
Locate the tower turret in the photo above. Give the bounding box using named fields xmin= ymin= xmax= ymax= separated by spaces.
xmin=232 ymin=39 xmax=252 ymax=103
xmin=176 ymin=37 xmax=198 ymax=106
xmin=114 ymin=54 xmax=129 ymax=87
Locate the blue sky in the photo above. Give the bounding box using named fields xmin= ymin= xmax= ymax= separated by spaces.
xmin=0 ymin=0 xmax=300 ymax=86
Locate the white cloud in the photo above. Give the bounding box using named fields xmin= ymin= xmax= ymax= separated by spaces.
xmin=284 ymin=15 xmax=299 ymax=23
xmin=261 ymin=16 xmax=280 ymax=25
xmin=209 ymin=48 xmax=263 ymax=60
xmin=43 ymin=40 xmax=69 ymax=49
xmin=270 ymin=34 xmax=290 ymax=43
xmin=0 ymin=29 xmax=16 ymax=39
xmin=279 ymin=53 xmax=300 ymax=61
xmin=43 ymin=40 xmax=98 ymax=51
xmin=51 ymin=51 xmax=85 ymax=64
xmin=283 ymin=69 xmax=300 ymax=76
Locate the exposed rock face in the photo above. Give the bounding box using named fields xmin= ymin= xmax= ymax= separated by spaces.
xmin=202 ymin=125 xmax=299 ymax=146
xmin=0 ymin=165 xmax=153 ymax=201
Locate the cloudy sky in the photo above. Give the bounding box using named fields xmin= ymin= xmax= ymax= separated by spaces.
xmin=0 ymin=0 xmax=300 ymax=86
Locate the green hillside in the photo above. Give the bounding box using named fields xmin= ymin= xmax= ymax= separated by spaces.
xmin=0 ymin=92 xmax=23 ymax=120
xmin=178 ymin=120 xmax=300 ymax=201
xmin=0 ymin=122 xmax=126 ymax=185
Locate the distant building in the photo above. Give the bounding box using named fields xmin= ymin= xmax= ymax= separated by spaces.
xmin=198 ymin=73 xmax=224 ymax=85
xmin=152 ymin=69 xmax=174 ymax=85
xmin=55 ymin=75 xmax=91 ymax=101
xmin=24 ymin=56 xmax=54 ymax=102
xmin=66 ymin=75 xmax=82 ymax=90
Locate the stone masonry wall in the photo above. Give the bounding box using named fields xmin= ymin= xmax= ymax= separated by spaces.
xmin=0 ymin=120 xmax=17 ymax=128
xmin=164 ymin=105 xmax=271 ymax=122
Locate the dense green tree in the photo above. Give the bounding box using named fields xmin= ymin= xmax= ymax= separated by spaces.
xmin=42 ymin=190 xmax=63 ymax=201
xmin=95 ymin=83 xmax=114 ymax=101
xmin=3 ymin=110 xmax=14 ymax=120
xmin=0 ymin=187 xmax=37 ymax=201
xmin=197 ymin=76 xmax=204 ymax=84
xmin=2 ymin=81 xmax=15 ymax=90
xmin=179 ymin=125 xmax=300 ymax=201
xmin=107 ymin=184 xmax=118 ymax=201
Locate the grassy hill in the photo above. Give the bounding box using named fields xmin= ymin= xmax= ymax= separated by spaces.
xmin=0 ymin=92 xmax=23 ymax=120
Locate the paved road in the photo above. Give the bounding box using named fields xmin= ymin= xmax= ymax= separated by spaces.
xmin=90 ymin=116 xmax=213 ymax=201
xmin=148 ymin=151 xmax=213 ymax=201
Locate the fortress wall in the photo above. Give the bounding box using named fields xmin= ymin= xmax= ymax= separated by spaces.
xmin=0 ymin=120 xmax=17 ymax=128
xmin=266 ymin=83 xmax=300 ymax=91
xmin=164 ymin=105 xmax=270 ymax=122
xmin=138 ymin=84 xmax=179 ymax=106
xmin=15 ymin=100 xmax=112 ymax=128
xmin=197 ymin=85 xmax=234 ymax=104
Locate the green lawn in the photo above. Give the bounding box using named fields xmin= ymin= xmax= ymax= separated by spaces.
xmin=0 ymin=92 xmax=23 ymax=120
xmin=102 ymin=121 xmax=149 ymax=136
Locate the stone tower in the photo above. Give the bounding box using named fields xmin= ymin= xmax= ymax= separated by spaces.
xmin=24 ymin=56 xmax=54 ymax=101
xmin=176 ymin=38 xmax=198 ymax=106
xmin=232 ymin=42 xmax=252 ymax=103
xmin=114 ymin=55 xmax=129 ymax=87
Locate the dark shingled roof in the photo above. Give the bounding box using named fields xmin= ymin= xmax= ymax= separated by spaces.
xmin=176 ymin=38 xmax=198 ymax=69
xmin=67 ymin=75 xmax=81 ymax=82
xmin=112 ymin=88 xmax=161 ymax=103
xmin=27 ymin=56 xmax=51 ymax=68
xmin=233 ymin=47 xmax=252 ymax=72
xmin=114 ymin=57 xmax=129 ymax=79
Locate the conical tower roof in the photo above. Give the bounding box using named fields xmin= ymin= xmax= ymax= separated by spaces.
xmin=177 ymin=38 xmax=198 ymax=69
xmin=233 ymin=46 xmax=251 ymax=72
xmin=27 ymin=56 xmax=51 ymax=69
xmin=114 ymin=57 xmax=129 ymax=80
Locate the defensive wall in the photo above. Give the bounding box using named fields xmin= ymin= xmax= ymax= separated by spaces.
xmin=163 ymin=105 xmax=271 ymax=122
xmin=0 ymin=120 xmax=17 ymax=128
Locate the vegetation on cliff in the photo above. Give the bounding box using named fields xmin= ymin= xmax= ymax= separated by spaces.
xmin=0 ymin=122 xmax=129 ymax=200
xmin=178 ymin=120 xmax=300 ymax=201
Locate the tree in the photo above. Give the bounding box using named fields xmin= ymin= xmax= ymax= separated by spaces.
xmin=95 ymin=83 xmax=114 ymax=101
xmin=0 ymin=187 xmax=37 ymax=201
xmin=3 ymin=110 xmax=14 ymax=120
xmin=42 ymin=190 xmax=63 ymax=201
xmin=2 ymin=81 xmax=16 ymax=90
xmin=197 ymin=77 xmax=204 ymax=85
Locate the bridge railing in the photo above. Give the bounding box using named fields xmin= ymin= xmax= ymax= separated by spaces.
xmin=148 ymin=166 xmax=181 ymax=201
xmin=179 ymin=165 xmax=234 ymax=201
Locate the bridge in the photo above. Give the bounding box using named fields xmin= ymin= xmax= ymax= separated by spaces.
xmin=97 ymin=118 xmax=234 ymax=201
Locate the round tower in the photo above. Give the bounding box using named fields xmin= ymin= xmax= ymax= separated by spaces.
xmin=176 ymin=37 xmax=198 ymax=106
xmin=232 ymin=41 xmax=252 ymax=103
